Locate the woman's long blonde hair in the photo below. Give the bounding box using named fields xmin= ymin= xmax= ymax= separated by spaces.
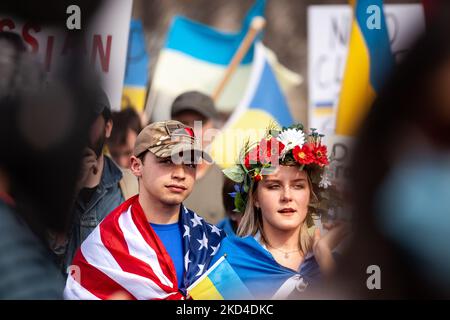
xmin=236 ymin=169 xmax=319 ymax=255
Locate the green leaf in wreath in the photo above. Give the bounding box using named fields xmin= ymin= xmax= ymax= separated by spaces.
xmin=223 ymin=165 xmax=245 ymax=183
xmin=234 ymin=192 xmax=246 ymax=213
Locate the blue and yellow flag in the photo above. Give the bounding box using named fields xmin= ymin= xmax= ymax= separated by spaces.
xmin=122 ymin=19 xmax=150 ymax=112
xmin=335 ymin=0 xmax=394 ymax=136
xmin=148 ymin=0 xmax=266 ymax=121
xmin=210 ymin=42 xmax=294 ymax=168
xmin=187 ymin=255 xmax=253 ymax=300
xmin=147 ymin=0 xmax=301 ymax=121
xmin=207 ymin=236 xmax=322 ymax=299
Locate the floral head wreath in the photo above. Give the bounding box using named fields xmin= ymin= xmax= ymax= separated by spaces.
xmin=223 ymin=123 xmax=339 ymax=215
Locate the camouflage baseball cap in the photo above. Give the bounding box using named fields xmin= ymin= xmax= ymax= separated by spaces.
xmin=134 ymin=120 xmax=212 ymax=163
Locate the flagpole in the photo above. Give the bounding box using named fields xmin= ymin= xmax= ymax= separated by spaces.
xmin=212 ymin=16 xmax=266 ymax=102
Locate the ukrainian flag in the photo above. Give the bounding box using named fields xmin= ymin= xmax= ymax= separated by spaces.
xmin=147 ymin=0 xmax=301 ymax=121
xmin=210 ymin=41 xmax=294 ymax=168
xmin=187 ymin=255 xmax=253 ymax=300
xmin=122 ymin=19 xmax=150 ymax=112
xmin=335 ymin=0 xmax=394 ymax=136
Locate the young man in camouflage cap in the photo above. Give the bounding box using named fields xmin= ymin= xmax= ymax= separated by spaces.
xmin=64 ymin=120 xmax=225 ymax=300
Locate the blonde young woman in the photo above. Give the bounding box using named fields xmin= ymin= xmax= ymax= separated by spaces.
xmin=209 ymin=124 xmax=348 ymax=299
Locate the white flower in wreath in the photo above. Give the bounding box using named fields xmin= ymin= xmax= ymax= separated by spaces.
xmin=319 ymin=172 xmax=332 ymax=189
xmin=276 ymin=129 xmax=305 ymax=152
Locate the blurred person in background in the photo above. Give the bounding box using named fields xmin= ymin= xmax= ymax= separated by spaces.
xmin=334 ymin=6 xmax=450 ymax=299
xmin=216 ymin=177 xmax=244 ymax=236
xmin=60 ymin=89 xmax=137 ymax=271
xmin=171 ymin=91 xmax=225 ymax=224
xmin=107 ymin=107 xmax=142 ymax=169
xmin=0 ymin=31 xmax=93 ymax=299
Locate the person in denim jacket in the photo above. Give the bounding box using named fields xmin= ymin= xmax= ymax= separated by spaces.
xmin=59 ymin=89 xmax=126 ymax=271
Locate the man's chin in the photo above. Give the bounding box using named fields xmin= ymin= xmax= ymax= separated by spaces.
xmin=161 ymin=195 xmax=186 ymax=206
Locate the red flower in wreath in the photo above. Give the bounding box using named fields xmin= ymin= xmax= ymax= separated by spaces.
xmin=259 ymin=137 xmax=285 ymax=164
xmin=293 ymin=144 xmax=314 ymax=165
xmin=253 ymin=173 xmax=263 ymax=182
xmin=244 ymin=145 xmax=260 ymax=169
xmin=312 ymin=144 xmax=329 ymax=167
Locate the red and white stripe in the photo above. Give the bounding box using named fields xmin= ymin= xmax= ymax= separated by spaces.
xmin=64 ymin=195 xmax=184 ymax=300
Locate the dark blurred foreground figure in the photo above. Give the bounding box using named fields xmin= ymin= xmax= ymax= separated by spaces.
xmin=334 ymin=6 xmax=450 ymax=299
xmin=0 ymin=32 xmax=93 ymax=299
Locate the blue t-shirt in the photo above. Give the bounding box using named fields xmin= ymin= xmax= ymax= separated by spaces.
xmin=150 ymin=221 xmax=185 ymax=290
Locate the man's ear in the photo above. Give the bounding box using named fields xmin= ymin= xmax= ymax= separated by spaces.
xmin=105 ymin=119 xmax=113 ymax=139
xmin=130 ymin=156 xmax=142 ymax=177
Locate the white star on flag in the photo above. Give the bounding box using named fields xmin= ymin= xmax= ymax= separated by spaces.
xmin=195 ymin=264 xmax=205 ymax=277
xmin=197 ymin=233 xmax=208 ymax=250
xmin=191 ymin=213 xmax=203 ymax=227
xmin=184 ymin=250 xmax=191 ymax=270
xmin=183 ymin=225 xmax=190 ymax=239
xmin=208 ymin=224 xmax=221 ymax=236
xmin=210 ymin=244 xmax=220 ymax=256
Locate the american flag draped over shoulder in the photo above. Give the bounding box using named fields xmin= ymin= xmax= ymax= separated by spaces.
xmin=64 ymin=195 xmax=225 ymax=300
